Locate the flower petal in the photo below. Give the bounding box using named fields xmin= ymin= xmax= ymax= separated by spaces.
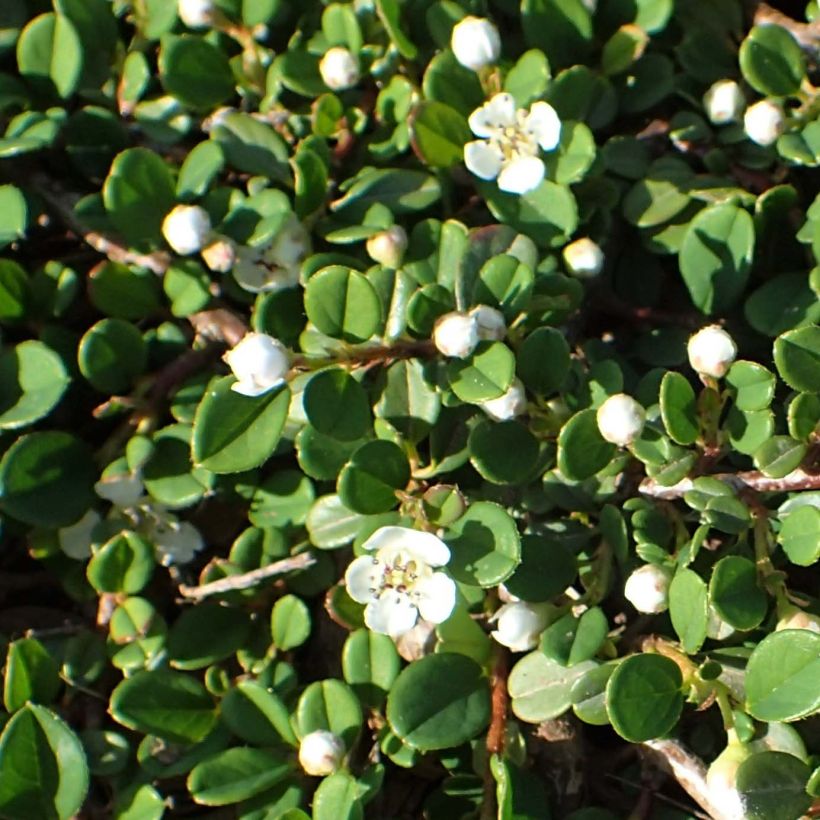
xmin=231 ymin=379 xmax=271 ymax=397
xmin=362 ymin=526 xmax=451 ymax=566
xmin=525 ymin=101 xmax=562 ymax=151
xmin=468 ymin=93 xmax=516 ymax=136
xmin=497 ymin=156 xmax=545 ymax=195
xmin=365 ymin=591 xmax=419 ymax=637
xmin=345 ymin=555 xmax=381 ymax=604
xmin=464 ymin=140 xmax=503 ymax=181
xmin=414 ymin=572 xmax=457 ymax=624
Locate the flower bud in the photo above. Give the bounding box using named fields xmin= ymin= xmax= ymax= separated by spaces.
xmin=223 ymin=332 xmax=290 ymax=397
xmin=433 ymin=311 xmax=479 ymax=359
xmin=319 ymin=47 xmax=359 ymax=91
xmin=470 ymin=305 xmax=506 ymax=341
xmin=178 ymin=0 xmax=215 ymax=28
xmin=491 ymin=601 xmax=553 ymax=652
xmin=563 ymin=237 xmax=604 ymax=278
xmin=162 ymin=205 xmax=212 ymax=256
xmin=451 ymin=16 xmax=501 ymax=72
xmin=743 ymin=99 xmax=785 ymax=146
xmin=776 ymin=605 xmax=820 ymax=634
xmin=706 ymin=741 xmax=752 ymax=820
xmin=596 ymin=393 xmax=645 ymax=446
xmin=703 ymin=80 xmax=746 ymax=125
xmin=299 ymin=730 xmax=345 ymax=776
xmin=623 ymin=564 xmax=672 ymax=614
xmin=687 ymin=325 xmax=737 ymax=379
xmin=366 ymin=225 xmax=408 ymax=268
xmin=481 ymin=378 xmax=527 ymax=422
xmin=201 ymin=237 xmax=236 ymax=273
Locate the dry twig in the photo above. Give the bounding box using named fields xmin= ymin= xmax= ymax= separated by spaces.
xmin=640 ymin=468 xmax=820 ymax=500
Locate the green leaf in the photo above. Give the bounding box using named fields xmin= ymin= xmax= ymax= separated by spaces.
xmin=16 ymin=13 xmax=82 ymax=98
xmin=679 ymin=204 xmax=755 ymax=314
xmin=606 ymin=654 xmax=683 ymax=742
xmin=504 ymin=49 xmax=551 ymax=107
xmin=4 ymin=638 xmax=60 ymax=713
xmin=777 ymin=505 xmax=820 ymax=566
xmin=88 ymin=261 xmax=161 ymax=320
xmin=557 ymin=409 xmax=616 ymax=481
xmin=109 ymin=669 xmax=217 ymax=744
xmin=313 ymin=773 xmax=363 ymax=820
xmin=503 ymin=534 xmax=577 ymax=603
xmin=659 ymin=371 xmax=698 ymax=445
xmin=176 ymin=140 xmax=224 ymax=200
xmin=517 ymin=327 xmax=570 ymax=395
xmin=0 ymin=704 xmax=89 ymax=820
xmin=473 ymin=255 xmax=534 ymax=318
xmin=220 ymin=681 xmax=297 ymax=747
xmin=522 ymin=0 xmax=592 ymax=70
xmin=78 ymin=318 xmax=146 ymax=394
xmin=296 ymin=679 xmax=362 ymax=748
xmin=736 ymin=752 xmax=811 ymax=820
xmin=570 ymin=663 xmax=614 ymax=726
xmin=342 ymin=629 xmax=401 ymax=708
xmin=375 ymin=0 xmax=417 ymax=59
xmin=304 ymin=369 xmax=371 ymax=441
xmin=446 ymin=341 xmax=515 ymax=403
xmin=409 ymin=101 xmax=470 ymax=169
xmin=774 ymin=325 xmax=820 ymax=393
xmin=337 ymin=439 xmax=409 ymax=514
xmin=192 ymin=377 xmax=290 ymax=474
xmin=668 ymin=568 xmax=708 ymax=653
xmin=387 ymin=654 xmax=490 ymax=751
xmin=540 ymin=608 xmax=608 ymax=667
xmin=188 ymin=747 xmax=292 ymax=806
xmin=159 ymin=34 xmax=234 ymax=110
xmin=709 ymin=556 xmax=767 ymax=630
xmin=739 ymin=24 xmax=806 ymax=97
xmin=374 ymin=358 xmax=441 ymax=443
xmin=745 ymin=273 xmax=820 ymax=337
xmin=0 ymin=185 xmax=26 ymax=248
xmin=332 ymin=169 xmax=441 ymax=216
xmin=168 ymin=602 xmax=251 ymax=670
xmin=211 ymin=112 xmax=290 ymax=182
xmin=469 ymin=420 xmax=539 ymax=485
xmin=601 ymin=24 xmax=648 ymax=76
xmin=445 ymin=501 xmax=521 ymax=588
xmin=788 ymin=392 xmax=820 ymax=441
xmin=306 ymin=494 xmax=366 ymax=549
xmin=0 ymin=431 xmax=95 ymax=527
xmin=726 ymin=361 xmax=776 ymax=411
xmin=271 ymin=595 xmax=312 ymax=651
xmin=543 ymin=120 xmax=597 ymax=186
xmin=753 ymin=435 xmax=807 ymax=479
xmin=86 ymin=531 xmax=155 ymax=594
xmin=304 ymin=266 xmax=381 ymax=343
xmin=745 ymin=630 xmax=820 ymax=721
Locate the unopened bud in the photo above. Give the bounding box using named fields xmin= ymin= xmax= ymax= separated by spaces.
xmin=177 ymin=0 xmax=215 ymax=28
xmin=299 ymin=730 xmax=345 ymax=776
xmin=596 ymin=393 xmax=645 ymax=446
xmin=743 ymin=99 xmax=785 ymax=146
xmin=201 ymin=237 xmax=236 ymax=273
xmin=319 ymin=47 xmax=359 ymax=91
xmin=451 ymin=16 xmax=501 ymax=72
xmin=623 ymin=564 xmax=671 ymax=614
xmin=162 ymin=205 xmax=212 ymax=256
xmin=491 ymin=601 xmax=552 ymax=652
xmin=481 ymin=378 xmax=526 ymax=422
xmin=563 ymin=237 xmax=604 ymax=278
xmin=687 ymin=325 xmax=737 ymax=379
xmin=703 ymin=80 xmax=745 ymax=125
xmin=223 ymin=332 xmax=289 ymax=397
xmin=433 ymin=311 xmax=479 ymax=359
xmin=366 ymin=225 xmax=408 ymax=269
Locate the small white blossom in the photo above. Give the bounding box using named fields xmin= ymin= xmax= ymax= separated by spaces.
xmin=491 ymin=601 xmax=552 ymax=652
xmin=433 ymin=311 xmax=479 ymax=359
xmin=596 ymin=393 xmax=646 ymax=447
xmin=345 ymin=526 xmax=457 ymax=638
xmin=703 ymin=80 xmax=746 ymax=125
xmin=299 ymin=730 xmax=345 ymax=776
xmin=201 ymin=237 xmax=236 ymax=273
xmin=223 ymin=333 xmax=289 ymax=397
xmin=59 ymin=509 xmax=102 ymax=560
xmin=233 ymin=217 xmax=309 ymax=294
xmin=481 ymin=378 xmax=527 ymax=422
xmin=450 ymin=16 xmax=501 ymax=72
xmin=162 ymin=205 xmax=212 ymax=256
xmin=178 ymin=0 xmax=215 ymax=28
xmin=319 ymin=47 xmax=359 ymax=91
xmin=152 ymin=519 xmax=203 ymax=566
xmin=776 ymin=605 xmax=820 ymax=633
xmin=687 ymin=325 xmax=737 ymax=379
xmin=470 ymin=305 xmax=506 ymax=341
xmin=563 ymin=237 xmax=604 ymax=278
xmin=743 ymin=99 xmax=785 ymax=146
xmin=464 ymin=93 xmax=561 ymax=195
xmin=706 ymin=741 xmax=752 ymax=820
xmin=624 ymin=564 xmax=672 ymax=614
xmin=366 ymin=225 xmax=408 ymax=268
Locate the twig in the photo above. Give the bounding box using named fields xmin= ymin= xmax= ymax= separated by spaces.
xmin=290 ymin=339 xmax=436 ymax=371
xmin=178 ymin=553 xmax=316 ymax=599
xmin=640 ymin=468 xmax=820 ymax=500
xmin=487 ymin=646 xmax=510 ymax=756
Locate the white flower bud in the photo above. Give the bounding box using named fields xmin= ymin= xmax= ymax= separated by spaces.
xmin=451 ymin=16 xmax=501 ymax=72
xmin=743 ymin=99 xmax=785 ymax=146
xmin=687 ymin=325 xmax=737 ymax=379
xmin=491 ymin=601 xmax=552 ymax=652
xmin=366 ymin=225 xmax=408 ymax=268
xmin=433 ymin=311 xmax=479 ymax=359
xmin=299 ymin=730 xmax=345 ymax=777
xmin=776 ymin=605 xmax=820 ymax=633
xmin=470 ymin=304 xmax=506 ymax=341
xmin=319 ymin=47 xmax=360 ymax=91
xmin=178 ymin=0 xmax=215 ymax=28
xmin=562 ymin=237 xmax=604 ymax=278
xmin=596 ymin=393 xmax=645 ymax=447
xmin=59 ymin=509 xmax=101 ymax=560
xmin=481 ymin=378 xmax=527 ymax=422
xmin=623 ymin=564 xmax=672 ymax=614
xmin=223 ymin=332 xmax=290 ymax=397
xmin=706 ymin=742 xmax=752 ymax=820
xmin=162 ymin=205 xmax=212 ymax=256
xmin=703 ymin=80 xmax=746 ymax=125
xmin=201 ymin=237 xmax=236 ymax=273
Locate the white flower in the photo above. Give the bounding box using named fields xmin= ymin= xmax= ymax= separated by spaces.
xmin=59 ymin=509 xmax=102 ymax=560
xmin=162 ymin=205 xmax=212 ymax=256
xmin=223 ymin=332 xmax=290 ymax=397
xmin=299 ymin=730 xmax=345 ymax=777
xmin=491 ymin=601 xmax=552 ymax=651
xmin=596 ymin=393 xmax=646 ymax=446
xmin=450 ymin=16 xmax=501 ymax=72
xmin=201 ymin=237 xmax=236 ymax=273
xmin=464 ymin=93 xmax=561 ymax=195
xmin=624 ymin=564 xmax=672 ymax=614
xmin=776 ymin=605 xmax=820 ymax=633
xmin=563 ymin=237 xmax=604 ymax=278
xmin=470 ymin=305 xmax=506 ymax=341
xmin=178 ymin=0 xmax=215 ymax=28
xmin=344 ymin=526 xmax=457 ymax=638
xmin=433 ymin=311 xmax=479 ymax=359
xmin=703 ymin=80 xmax=746 ymax=125
xmin=233 ymin=217 xmax=309 ymax=294
xmin=706 ymin=742 xmax=752 ymax=820
xmin=687 ymin=325 xmax=737 ymax=379
xmin=481 ymin=378 xmax=527 ymax=422
xmin=743 ymin=99 xmax=785 ymax=146
xmin=366 ymin=225 xmax=408 ymax=268
xmin=152 ymin=519 xmax=203 ymax=566
xmin=319 ymin=47 xmax=359 ymax=91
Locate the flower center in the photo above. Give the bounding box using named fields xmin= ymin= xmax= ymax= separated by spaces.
xmin=489 ymin=116 xmax=539 ymax=162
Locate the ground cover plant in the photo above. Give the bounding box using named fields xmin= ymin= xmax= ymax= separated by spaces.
xmin=0 ymin=0 xmax=818 ymax=818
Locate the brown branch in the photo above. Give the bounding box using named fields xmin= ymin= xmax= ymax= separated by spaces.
xmin=290 ymin=339 xmax=436 ymax=370
xmin=486 ymin=646 xmax=510 ymax=756
xmin=178 ymin=553 xmax=316 ymax=599
xmin=640 ymin=468 xmax=820 ymax=500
